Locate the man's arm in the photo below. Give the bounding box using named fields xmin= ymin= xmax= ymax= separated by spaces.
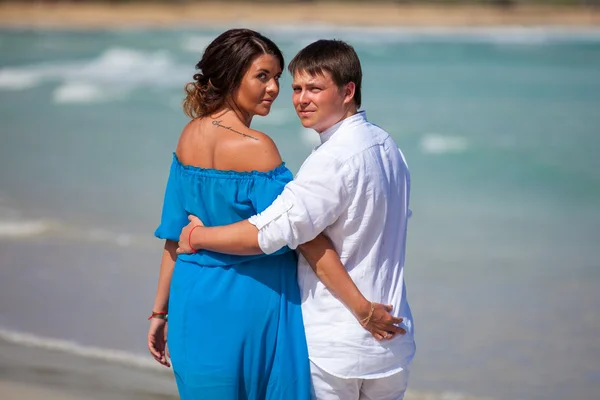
xmin=298 ymin=234 xmax=405 ymax=340
xmin=177 ymin=150 xmax=353 ymax=258
xmin=179 ymin=153 xmax=351 ymax=256
xmin=298 ymin=235 xmax=369 ymax=319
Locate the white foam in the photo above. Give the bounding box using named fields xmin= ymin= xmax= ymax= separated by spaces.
xmin=0 ymin=219 xmax=52 ymax=238
xmin=86 ymin=228 xmax=135 ymax=247
xmin=74 ymin=47 xmax=183 ymax=87
xmin=0 ymin=69 xmax=43 ymax=90
xmin=0 ymin=63 xmax=74 ymax=91
xmin=52 ymin=81 xmax=116 ymax=104
xmin=420 ymin=134 xmax=469 ymax=155
xmin=0 ymin=328 xmax=163 ymax=371
xmin=0 ymin=210 xmax=142 ymax=248
xmin=0 ymin=47 xmax=191 ymax=102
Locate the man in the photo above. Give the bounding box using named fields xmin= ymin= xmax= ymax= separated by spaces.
xmin=178 ymin=40 xmax=415 ymax=400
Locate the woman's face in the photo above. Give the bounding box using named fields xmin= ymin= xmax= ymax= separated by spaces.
xmin=231 ymin=54 xmax=282 ymax=117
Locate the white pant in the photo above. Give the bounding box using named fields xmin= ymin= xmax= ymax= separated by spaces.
xmin=310 ymin=361 xmax=410 ymax=400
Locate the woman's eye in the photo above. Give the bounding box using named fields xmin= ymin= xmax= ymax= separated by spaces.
xmin=258 ymin=73 xmax=267 ymax=80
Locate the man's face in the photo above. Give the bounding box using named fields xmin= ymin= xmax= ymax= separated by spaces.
xmin=291 ymin=69 xmax=354 ymax=134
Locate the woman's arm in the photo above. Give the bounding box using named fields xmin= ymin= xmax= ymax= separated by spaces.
xmin=152 ymin=239 xmax=178 ymax=312
xmin=298 ymin=234 xmax=406 ymax=341
xmin=147 ymin=239 xmax=178 ymax=367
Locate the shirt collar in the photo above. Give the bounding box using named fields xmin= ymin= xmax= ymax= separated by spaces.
xmin=319 ymin=110 xmax=367 ymax=144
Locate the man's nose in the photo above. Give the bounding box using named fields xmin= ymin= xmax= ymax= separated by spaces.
xmin=298 ymin=90 xmax=309 ymax=105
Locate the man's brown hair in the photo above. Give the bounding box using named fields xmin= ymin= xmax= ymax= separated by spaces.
xmin=288 ymin=39 xmax=362 ymax=108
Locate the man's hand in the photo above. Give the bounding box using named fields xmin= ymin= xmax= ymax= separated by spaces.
xmin=177 ymin=215 xmax=204 ymax=254
xmin=359 ymin=303 xmax=406 ymax=341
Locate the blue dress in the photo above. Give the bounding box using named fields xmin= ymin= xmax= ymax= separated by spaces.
xmin=154 ymin=154 xmax=310 ymax=400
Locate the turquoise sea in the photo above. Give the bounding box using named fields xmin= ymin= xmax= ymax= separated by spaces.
xmin=0 ymin=26 xmax=599 ymax=399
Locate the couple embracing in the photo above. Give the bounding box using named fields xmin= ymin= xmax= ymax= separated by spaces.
xmin=148 ymin=28 xmax=415 ymax=400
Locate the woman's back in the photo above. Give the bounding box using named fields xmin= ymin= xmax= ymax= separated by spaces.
xmin=158 ymin=116 xmax=288 ymax=233
xmin=175 ymin=115 xmax=282 ymax=173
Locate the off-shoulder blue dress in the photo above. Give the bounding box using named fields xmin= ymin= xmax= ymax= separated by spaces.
xmin=154 ymin=154 xmax=310 ymax=400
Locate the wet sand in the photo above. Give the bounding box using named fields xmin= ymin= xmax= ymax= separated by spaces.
xmin=0 ymin=337 xmax=491 ymax=400
xmin=0 ymin=335 xmax=178 ymax=399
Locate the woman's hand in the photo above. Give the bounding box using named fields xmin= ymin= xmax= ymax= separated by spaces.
xmin=358 ymin=303 xmax=406 ymax=341
xmin=147 ymin=318 xmax=170 ymax=367
xmin=177 ymin=215 xmax=204 ymax=254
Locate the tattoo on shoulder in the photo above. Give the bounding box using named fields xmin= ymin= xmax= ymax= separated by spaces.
xmin=212 ymin=120 xmax=258 ymax=141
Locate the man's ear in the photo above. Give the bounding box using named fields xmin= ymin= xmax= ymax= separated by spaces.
xmin=343 ymin=82 xmax=356 ymax=105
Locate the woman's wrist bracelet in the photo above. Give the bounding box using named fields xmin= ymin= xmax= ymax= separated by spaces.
xmin=189 ymin=225 xmax=202 ymax=253
xmin=148 ymin=311 xmax=168 ymax=321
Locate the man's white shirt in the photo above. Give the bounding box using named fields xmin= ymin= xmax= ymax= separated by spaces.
xmin=248 ymin=111 xmax=415 ymax=379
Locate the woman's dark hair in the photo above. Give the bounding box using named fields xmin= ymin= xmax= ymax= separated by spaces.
xmin=183 ymin=29 xmax=284 ymax=119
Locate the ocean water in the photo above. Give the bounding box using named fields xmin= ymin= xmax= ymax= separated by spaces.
xmin=0 ymin=25 xmax=599 ymax=400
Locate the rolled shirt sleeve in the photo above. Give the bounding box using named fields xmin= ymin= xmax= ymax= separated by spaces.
xmin=248 ymin=153 xmax=353 ymax=254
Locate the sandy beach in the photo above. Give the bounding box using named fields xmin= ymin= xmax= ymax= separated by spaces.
xmin=0 ymin=339 xmax=491 ymax=400
xmin=0 ymin=337 xmax=178 ymax=400
xmin=0 ymin=1 xmax=599 ymax=29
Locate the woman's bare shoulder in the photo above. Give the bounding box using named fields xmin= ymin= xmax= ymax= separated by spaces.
xmin=219 ymin=127 xmax=283 ymax=173
xmin=174 ymin=119 xmax=204 ymax=164
xmin=172 ymin=119 xmax=283 ymax=173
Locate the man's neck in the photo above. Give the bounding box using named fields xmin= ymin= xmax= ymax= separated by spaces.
xmin=318 ymin=106 xmax=358 ymax=134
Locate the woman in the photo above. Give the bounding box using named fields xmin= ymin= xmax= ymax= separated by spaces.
xmin=147 ymin=29 xmax=395 ymax=400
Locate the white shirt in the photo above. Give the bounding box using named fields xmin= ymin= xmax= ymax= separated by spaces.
xmin=248 ymin=111 xmax=415 ymax=379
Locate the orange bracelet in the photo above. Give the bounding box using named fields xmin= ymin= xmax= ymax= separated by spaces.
xmin=148 ymin=311 xmax=168 ymax=321
xmin=188 ymin=225 xmax=202 ymax=253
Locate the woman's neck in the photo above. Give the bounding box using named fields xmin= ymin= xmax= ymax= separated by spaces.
xmin=213 ymin=100 xmax=252 ymax=127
